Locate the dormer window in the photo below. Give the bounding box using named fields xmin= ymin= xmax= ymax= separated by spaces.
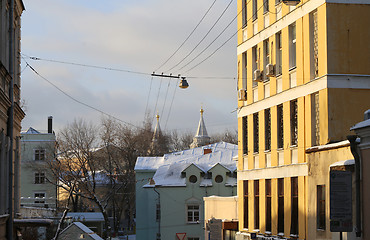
xmin=215 ymin=175 xmax=223 ymax=183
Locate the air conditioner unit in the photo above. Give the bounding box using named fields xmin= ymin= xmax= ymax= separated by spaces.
xmin=283 ymin=0 xmax=300 ymax=5
xmin=266 ymin=64 xmax=275 ymax=77
xmin=238 ymin=89 xmax=247 ymax=101
xmin=254 ymin=69 xmax=263 ymax=82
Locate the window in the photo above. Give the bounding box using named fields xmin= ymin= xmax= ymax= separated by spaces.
xmin=187 ymin=205 xmax=200 ymax=223
xmin=252 ymin=46 xmax=258 ymax=87
xmin=289 ymin=23 xmax=297 ymax=69
xmin=156 ymin=204 xmax=160 ymax=222
xmin=264 ymin=0 xmax=269 ymax=13
xmin=243 ymin=116 xmax=248 ymax=155
xmin=311 ymin=10 xmax=319 ymax=79
xmin=253 ymin=0 xmax=258 ymax=20
xmin=317 ymin=185 xmax=326 ymax=230
xmin=291 ymin=177 xmax=298 ymax=235
xmin=253 ymin=113 xmax=259 ymax=153
xmin=276 ymin=32 xmax=282 ymax=75
xmin=312 ymin=92 xmax=320 ymax=146
xmin=34 ymin=149 xmax=45 ymax=161
xmin=189 ymin=175 xmax=197 ymax=183
xmin=34 ymin=192 xmax=45 ymax=204
xmin=277 ymin=105 xmax=284 ymax=149
xmin=34 ymin=172 xmax=45 ymax=184
xmin=290 ymin=100 xmax=298 ymax=146
xmin=254 ymin=180 xmax=259 ymax=229
xmin=266 ymin=179 xmax=272 ymax=232
xmin=242 ymin=0 xmax=248 ymax=27
xmin=215 ymin=175 xmax=223 ymax=183
xmin=264 ymin=39 xmax=270 ymax=81
xmin=276 ymin=0 xmax=282 ymax=4
xmin=278 ymin=178 xmax=284 ymax=234
xmin=265 ymin=109 xmax=271 ymax=151
xmin=243 ymin=180 xmax=249 ymax=229
xmin=242 ymin=52 xmax=248 ymax=90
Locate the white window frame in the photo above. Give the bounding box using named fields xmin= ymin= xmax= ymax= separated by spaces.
xmin=187 ymin=204 xmax=200 ymax=224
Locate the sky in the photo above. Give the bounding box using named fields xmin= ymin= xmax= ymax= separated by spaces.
xmin=20 ymin=0 xmax=238 ymax=135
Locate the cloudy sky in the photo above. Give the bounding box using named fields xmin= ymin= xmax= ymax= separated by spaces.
xmin=20 ymin=0 xmax=238 ymax=135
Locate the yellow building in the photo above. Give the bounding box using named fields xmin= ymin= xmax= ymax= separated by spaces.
xmin=236 ymin=0 xmax=370 ymax=239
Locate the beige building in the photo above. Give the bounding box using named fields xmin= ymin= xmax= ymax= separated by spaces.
xmin=0 ymin=0 xmax=25 ymax=239
xmin=236 ymin=0 xmax=370 ymax=239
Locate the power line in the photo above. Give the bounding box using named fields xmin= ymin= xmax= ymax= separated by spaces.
xmin=22 ymin=57 xmax=140 ymax=129
xmin=184 ymin=1 xmax=265 ymax=73
xmin=165 ymin=0 xmax=234 ymax=73
xmin=154 ymin=0 xmax=217 ymax=72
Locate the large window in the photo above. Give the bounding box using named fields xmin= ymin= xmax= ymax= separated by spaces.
xmin=291 ymin=177 xmax=298 ymax=235
xmin=278 ymin=178 xmax=284 ymax=234
xmin=252 ymin=46 xmax=258 ymax=87
xmin=34 ymin=149 xmax=45 ymax=161
xmin=264 ymin=39 xmax=270 ymax=81
xmin=243 ymin=181 xmax=249 ymax=229
xmin=311 ymin=10 xmax=319 ymax=78
xmin=265 ymin=109 xmax=271 ymax=151
xmin=312 ymin=92 xmax=320 ymax=146
xmin=254 ymin=180 xmax=260 ymax=229
xmin=290 ymin=100 xmax=298 ymax=146
xmin=34 ymin=172 xmax=45 ymax=184
xmin=242 ymin=52 xmax=248 ymax=90
xmin=242 ymin=0 xmax=248 ymax=27
xmin=187 ymin=205 xmax=200 ymax=223
xmin=317 ymin=185 xmax=326 ymax=230
xmin=253 ymin=113 xmax=259 ymax=153
xmin=276 ymin=32 xmax=282 ymax=76
xmin=277 ymin=105 xmax=284 ymax=149
xmin=243 ymin=116 xmax=248 ymax=155
xmin=265 ymin=179 xmax=272 ymax=232
xmin=264 ymin=0 xmax=269 ymax=13
xmin=253 ymin=0 xmax=258 ymax=20
xmin=289 ymin=23 xmax=297 ymax=69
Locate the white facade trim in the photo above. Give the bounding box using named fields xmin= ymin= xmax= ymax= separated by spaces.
xmin=237 ymin=163 xmax=308 ymax=180
xmin=238 ymin=74 xmax=370 ymax=117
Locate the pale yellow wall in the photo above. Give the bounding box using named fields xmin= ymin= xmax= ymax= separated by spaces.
xmin=204 ymin=196 xmax=238 ymax=221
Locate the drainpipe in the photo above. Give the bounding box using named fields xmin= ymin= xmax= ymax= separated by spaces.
xmin=347 ymin=135 xmax=361 ymax=237
xmin=153 ymin=187 xmax=161 ymax=239
xmin=7 ymin=0 xmax=15 ymax=239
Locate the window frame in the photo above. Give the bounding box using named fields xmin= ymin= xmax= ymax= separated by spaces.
xmin=290 ymin=177 xmax=299 ymax=235
xmin=254 ymin=180 xmax=260 ymax=230
xmin=265 ymin=108 xmax=271 ymax=151
xmin=317 ymin=185 xmax=326 ymax=230
xmin=289 ymin=23 xmax=297 ymax=69
xmin=278 ymin=178 xmax=284 ymax=234
xmin=253 ymin=113 xmax=259 ymax=153
xmin=290 ymin=99 xmax=298 ymax=146
xmin=265 ymin=179 xmax=272 ymax=232
xmin=277 ymin=104 xmax=284 ymax=149
xmin=34 ymin=149 xmax=46 ymax=161
xmin=34 ymin=172 xmax=45 ymax=184
xmin=243 ymin=116 xmax=248 ymax=155
xmin=243 ymin=180 xmax=249 ymax=229
xmin=187 ymin=204 xmax=200 ymax=224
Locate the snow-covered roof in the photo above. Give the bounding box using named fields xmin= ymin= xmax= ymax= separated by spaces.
xmin=351 ymin=118 xmax=370 ymax=131
xmin=22 ymin=127 xmax=41 ymax=134
xmin=329 ymin=159 xmax=355 ymax=167
xmin=66 ymin=212 xmax=104 ymax=222
xmin=137 ymin=142 xmax=238 ymax=187
xmin=60 ymin=222 xmax=103 ymax=240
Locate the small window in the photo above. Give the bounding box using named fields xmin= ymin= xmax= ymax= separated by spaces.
xmin=187 ymin=205 xmax=200 ymax=223
xmin=35 ymin=149 xmax=45 ymax=161
xmin=34 ymin=192 xmax=45 ymax=204
xmin=253 ymin=113 xmax=259 ymax=153
xmin=215 ymin=175 xmax=223 ymax=183
xmin=254 ymin=180 xmax=259 ymax=229
xmin=278 ymin=178 xmax=284 ymax=233
xmin=317 ymin=185 xmax=326 ymax=230
xmin=189 ymin=175 xmax=197 ymax=183
xmin=243 ymin=180 xmax=249 ymax=229
xmin=34 ymin=172 xmax=45 ymax=184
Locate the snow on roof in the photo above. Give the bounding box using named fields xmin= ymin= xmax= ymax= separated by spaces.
xmin=134 ymin=156 xmax=164 ymax=171
xmin=61 ymin=222 xmax=103 ymax=240
xmin=329 ymin=159 xmax=355 ymax=167
xmin=305 ymin=140 xmax=350 ymax=153
xmin=66 ymin=212 xmax=104 ymax=222
xmin=148 ymin=142 xmax=238 ymax=187
xmin=351 ymin=118 xmax=370 ymax=131
xmin=22 ymin=127 xmax=41 ymax=134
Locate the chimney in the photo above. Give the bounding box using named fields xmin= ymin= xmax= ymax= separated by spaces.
xmin=203 ymin=148 xmax=212 ymax=155
xmin=48 ymin=116 xmax=53 ymax=134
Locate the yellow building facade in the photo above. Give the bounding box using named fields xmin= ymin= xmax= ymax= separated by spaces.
xmin=236 ymin=0 xmax=370 ymax=239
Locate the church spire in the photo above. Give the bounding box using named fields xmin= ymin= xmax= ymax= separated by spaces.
xmin=190 ymin=107 xmax=211 ymax=148
xmin=149 ymin=114 xmax=166 ymax=156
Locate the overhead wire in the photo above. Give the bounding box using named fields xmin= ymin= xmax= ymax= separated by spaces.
xmin=165 ymin=79 xmax=180 ymax=130
xmin=165 ymin=0 xmax=234 ymax=73
xmin=184 ymin=0 xmax=266 ymax=73
xmin=160 ymin=78 xmax=171 ymax=122
xmin=154 ymin=0 xmax=217 ymax=72
xmin=144 ymin=75 xmax=154 ymax=118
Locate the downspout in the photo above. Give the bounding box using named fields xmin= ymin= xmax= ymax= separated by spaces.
xmin=153 ymin=187 xmax=161 ymax=239
xmin=347 ymin=135 xmax=361 ymax=237
xmin=7 ymin=0 xmax=15 ymax=239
